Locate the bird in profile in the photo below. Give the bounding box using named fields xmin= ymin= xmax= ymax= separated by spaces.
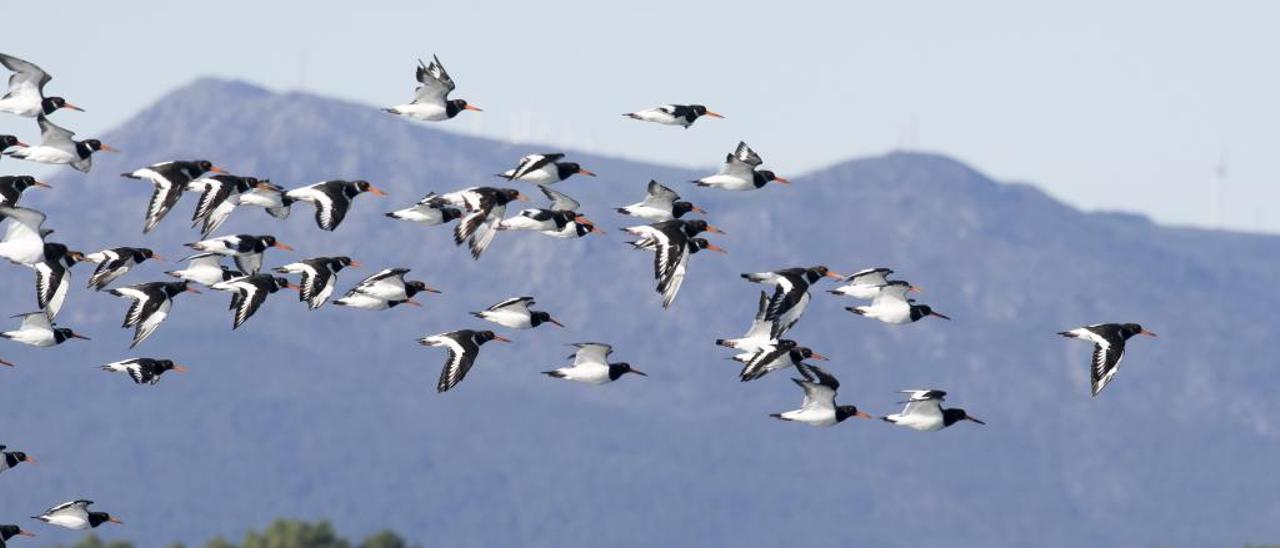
xmin=184 ymin=234 xmax=292 ymax=274
xmin=32 ymin=241 xmax=83 ymax=319
xmin=274 ymin=256 xmax=359 ymax=309
xmin=437 ymin=187 xmax=526 ymax=259
xmin=417 ymin=329 xmax=511 ymax=393
xmin=211 ymin=274 xmax=298 ymax=329
xmin=83 ymin=247 xmax=162 ymax=291
xmin=616 ymin=180 xmax=705 ymax=222
xmin=101 ymin=358 xmax=187 ymax=386
xmin=498 ymin=185 xmax=603 ymax=238
xmin=108 ymin=281 xmax=201 ymax=348
xmin=31 ymin=500 xmax=121 ymax=530
xmin=190 ymin=175 xmax=292 ymax=236
xmin=845 ymin=281 xmax=948 ymax=325
xmin=285 ymin=179 xmax=388 ymax=231
xmin=882 ymin=390 xmax=985 ymax=432
xmin=0 ymin=206 xmax=48 ymax=266
xmin=4 ymin=116 xmax=116 ymax=173
xmin=1 ymin=445 xmax=37 ymax=475
xmin=0 ymin=176 xmax=50 ymax=207
xmin=543 ymin=342 xmax=646 ymax=385
xmin=743 ymin=265 xmax=844 ymax=338
xmin=385 ymin=192 xmax=463 ymax=227
xmin=828 ymin=267 xmax=900 ymax=299
xmin=384 ymin=54 xmax=481 ymax=122
xmin=165 ymin=253 xmax=244 ymax=287
xmin=622 ymin=104 xmax=723 ymax=129
xmin=770 ymin=363 xmax=873 ymax=426
xmin=0 ymin=312 xmax=89 ymax=347
xmin=1058 ymin=323 xmax=1157 ymax=396
xmin=471 ymin=296 xmax=563 ymax=329
xmin=738 ymin=339 xmax=828 ymax=382
xmin=0 ymin=135 xmax=28 ymax=157
xmin=715 ymin=291 xmax=774 ymax=361
xmin=335 ymin=267 xmax=439 ymax=310
xmin=693 ymin=141 xmax=789 ymax=191
xmin=0 ymin=523 xmax=36 ymax=544
xmin=624 ymin=219 xmax=727 ymax=308
xmin=0 ymin=53 xmax=83 ymax=117
xmin=498 ymin=153 xmax=596 ymax=185
xmin=121 ymin=160 xmax=226 ymax=233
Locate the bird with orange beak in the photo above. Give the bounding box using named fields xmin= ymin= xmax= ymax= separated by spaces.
xmin=0 ymin=523 xmax=37 ymax=543
xmin=497 ymin=185 xmax=605 ymax=238
xmin=121 ymin=160 xmax=228 ymax=233
xmin=285 ymin=179 xmax=388 ymax=231
xmin=693 ymin=141 xmax=790 ymax=191
xmin=4 ymin=116 xmax=116 ymax=173
xmin=383 ymin=54 xmax=481 ymax=122
xmin=101 ymin=358 xmax=188 ymax=386
xmin=0 ymin=175 xmax=49 ymax=207
xmin=472 ymin=296 xmax=564 ymax=329
xmin=1 ymin=445 xmax=37 ymax=474
xmin=32 ymin=500 xmax=122 ymax=530
xmin=742 ymin=265 xmax=845 ymax=339
xmin=623 ymin=104 xmax=724 ymax=129
xmin=499 ymin=153 xmax=596 ymax=185
xmin=418 ymin=329 xmax=512 ymax=393
xmin=0 ymin=52 xmax=85 ymax=117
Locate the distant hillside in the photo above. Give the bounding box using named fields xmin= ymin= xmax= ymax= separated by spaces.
xmin=0 ymin=78 xmax=1274 ymax=547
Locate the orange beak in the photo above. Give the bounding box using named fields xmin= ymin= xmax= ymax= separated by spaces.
xmin=705 ymin=243 xmax=728 ymax=254
xmin=909 ymin=285 xmax=923 ymax=293
xmin=99 ymin=144 xmax=120 ymax=153
xmin=150 ymin=254 xmax=166 ymax=262
xmin=273 ymin=242 xmax=294 ymax=251
xmin=547 ymin=318 xmax=565 ymax=328
xmin=209 ymin=166 xmax=228 ymax=174
xmin=21 ymin=454 xmax=36 ymax=464
xmin=367 ymin=185 xmax=389 ymax=197
xmin=63 ymin=102 xmax=85 ymax=112
xmin=493 ymin=335 xmax=512 ymax=343
xmin=186 ymin=287 xmax=202 ymax=294
xmin=14 ymin=140 xmax=29 ymax=147
xmin=348 ymin=260 xmax=363 ymax=268
xmin=422 ymin=286 xmax=442 ymax=294
xmin=824 ymin=271 xmax=844 ymax=280
xmin=930 ymin=311 xmax=952 ymax=320
xmin=108 ymin=517 xmax=123 ymax=525
xmin=772 ymin=176 xmax=791 ymax=185
xmin=705 ymin=224 xmax=726 ymax=235
xmin=172 ymin=364 xmax=189 ymax=373
xmin=71 ymin=332 xmax=91 ymax=341
xmin=855 ymin=410 xmax=874 ymax=419
xmin=16 ymin=529 xmax=35 ymax=537
xmin=704 ymin=111 xmax=724 ymax=118
xmin=1140 ymin=329 xmax=1158 ymax=337
xmin=286 ymin=283 xmax=302 ymax=292
xmin=0 ymin=357 xmax=13 ymax=367
xmin=465 ymin=104 xmax=484 ymax=111
xmin=578 ymin=168 xmax=597 ymax=177
xmin=808 ymin=352 xmax=830 ymax=361
xmin=691 ymin=205 xmax=707 ymax=214
xmin=515 ymin=192 xmax=530 ymax=202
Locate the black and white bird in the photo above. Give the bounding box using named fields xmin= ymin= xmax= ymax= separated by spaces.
xmin=845 ymin=281 xmax=948 ymax=325
xmin=622 ymin=104 xmax=723 ymax=129
xmin=738 ymin=339 xmax=828 ymax=382
xmin=616 ymin=180 xmax=705 ymax=222
xmin=165 ymin=253 xmax=244 ymax=287
xmin=543 ymin=342 xmax=646 ymax=385
xmin=0 ymin=523 xmax=37 ymax=545
xmin=4 ymin=116 xmax=116 ymax=172
xmin=770 ymin=363 xmax=873 ymax=426
xmin=83 ymin=247 xmax=161 ymax=291
xmin=623 ymin=219 xmax=726 ymax=308
xmin=471 ymin=296 xmax=563 ymax=329
xmin=715 ymin=291 xmax=774 ymax=360
xmin=32 ymin=241 xmax=83 ymax=319
xmin=882 ymin=390 xmax=985 ymax=432
xmin=191 ymin=175 xmax=292 ymax=236
xmin=1 ymin=445 xmax=37 ymax=475
xmin=385 ymin=192 xmax=464 ymax=226
xmin=498 ymin=185 xmax=603 ymax=238
xmin=285 ymin=180 xmax=388 ymax=231
xmin=274 ymin=256 xmax=358 ymax=309
xmin=437 ymin=187 xmax=526 ymax=259
xmin=693 ymin=141 xmax=789 ymax=191
xmin=743 ymin=265 xmax=843 ymax=339
xmin=828 ymin=267 xmax=899 ymax=299
xmin=101 ymin=358 xmax=187 ymax=385
xmin=211 ymin=274 xmax=297 ymax=329
xmin=121 ymin=160 xmax=226 ymax=233
xmin=1058 ymin=323 xmax=1158 ymax=396
xmin=498 ymin=153 xmax=596 ymax=184
xmin=335 ymin=267 xmax=438 ymax=310
xmin=108 ymin=281 xmax=200 ymax=348
xmin=31 ymin=500 xmax=121 ymax=530
xmin=184 ymin=234 xmax=292 ymax=274
xmin=0 ymin=53 xmax=83 ymax=117
xmin=1 ymin=312 xmax=89 ymax=347
xmin=0 ymin=176 xmax=50 ymax=207
xmin=0 ymin=206 xmax=47 ymax=266
xmin=417 ymin=329 xmax=510 ymax=393
xmin=383 ymin=54 xmax=482 ymax=122
xmin=0 ymin=135 xmax=28 ymax=157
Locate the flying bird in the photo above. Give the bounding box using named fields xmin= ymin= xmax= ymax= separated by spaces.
xmin=0 ymin=206 xmax=48 ymax=266
xmin=1058 ymin=323 xmax=1157 ymax=396
xmin=0 ymin=53 xmax=83 ymax=117
xmin=543 ymin=342 xmax=646 ymax=385
xmin=438 ymin=187 xmax=526 ymax=259
xmin=622 ymin=104 xmax=723 ymax=128
xmin=0 ymin=523 xmax=36 ymax=544
xmin=0 ymin=312 xmax=88 ymax=347
xmin=770 ymin=363 xmax=873 ymax=426
xmin=31 ymin=241 xmax=83 ymax=319
xmin=274 ymin=256 xmax=359 ymax=309
xmin=616 ymin=180 xmax=705 ymax=222
xmin=334 ymin=267 xmax=438 ymax=310
xmin=498 ymin=185 xmax=603 ymax=238
xmin=715 ymin=291 xmax=774 ymax=360
xmin=101 ymin=358 xmax=187 ymax=385
xmin=0 ymin=176 xmax=50 ymax=207
xmin=738 ymin=339 xmax=828 ymax=382
xmin=743 ymin=265 xmax=843 ymax=338
xmin=417 ymin=329 xmax=510 ymax=393
xmin=471 ymin=296 xmax=563 ymax=329
xmin=121 ymin=160 xmax=226 ymax=233
xmin=623 ymin=219 xmax=726 ymax=308
xmin=498 ymin=153 xmax=596 ymax=184
xmin=384 ymin=54 xmax=481 ymax=122
xmin=184 ymin=234 xmax=292 ymax=274
xmin=1 ymin=445 xmax=37 ymax=475
xmin=4 ymin=116 xmax=116 ymax=172
xmin=844 ymin=281 xmax=944 ymax=325
xmin=0 ymin=135 xmax=28 ymax=157
xmin=882 ymin=390 xmax=985 ymax=432
xmin=211 ymin=274 xmax=298 ymax=329
xmin=828 ymin=267 xmax=900 ymax=299
xmin=191 ymin=175 xmax=292 ymax=236
xmin=385 ymin=192 xmax=463 ymax=226
xmin=108 ymin=281 xmax=200 ymax=348
xmin=165 ymin=253 xmax=243 ymax=287
xmin=31 ymin=500 xmax=121 ymax=530
xmin=693 ymin=141 xmax=788 ymax=191
xmin=83 ymin=247 xmax=162 ymax=291
xmin=285 ymin=179 xmax=388 ymax=231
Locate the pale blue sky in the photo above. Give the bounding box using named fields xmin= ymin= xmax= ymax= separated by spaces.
xmin=3 ymin=1 xmax=1276 ymax=231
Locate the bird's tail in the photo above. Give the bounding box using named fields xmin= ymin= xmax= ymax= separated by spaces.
xmin=715 ymin=338 xmax=736 ymax=348
xmin=881 ymin=416 xmax=898 ymax=424
xmin=769 ymin=413 xmax=791 ymax=421
xmin=541 ymin=370 xmax=565 ymax=378
xmin=845 ymin=307 xmax=866 ymax=316
xmin=1056 ymin=331 xmax=1076 ymax=338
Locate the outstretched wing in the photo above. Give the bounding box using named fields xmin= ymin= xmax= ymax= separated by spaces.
xmin=412 ymin=54 xmax=456 ymax=105
xmin=570 ymin=342 xmax=613 ymax=366
xmin=538 ymin=184 xmax=580 ymax=212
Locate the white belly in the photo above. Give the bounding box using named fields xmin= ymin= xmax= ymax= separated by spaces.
xmin=696 ymin=174 xmax=753 ymax=190
xmin=12 ymin=146 xmax=77 ymax=165
xmin=479 ymin=310 xmax=532 ymax=328
xmin=3 ymin=329 xmax=54 ymax=347
xmin=393 ymin=103 xmax=449 ymax=121
xmin=620 ymin=204 xmax=674 ymax=222
xmin=781 ymin=408 xmax=837 ymax=427
xmin=0 ymin=95 xmax=41 ymax=117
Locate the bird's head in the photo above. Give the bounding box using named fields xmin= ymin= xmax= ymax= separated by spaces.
xmin=944 ymin=408 xmax=985 ymax=426
xmin=614 ymin=362 xmax=647 ymax=377
xmin=671 ymin=200 xmax=706 ymax=218
xmin=1121 ymin=323 xmax=1157 ymax=339
xmin=531 ymin=311 xmax=564 ymax=328
xmin=353 ymin=180 xmax=389 ymax=197
xmin=87 ymin=512 xmax=122 ymax=528
xmin=759 ymin=170 xmax=790 ymax=185
xmin=0 ymin=135 xmax=26 ymax=150
xmin=690 ymin=105 xmax=724 ymax=119
xmin=0 ymin=524 xmax=36 ymax=540
xmin=451 ymin=98 xmax=483 ymax=113
xmin=42 ymin=96 xmax=83 ymax=115
xmin=835 ymin=405 xmax=874 ymax=422
xmin=82 ymin=139 xmax=118 ymax=153
xmin=477 ymin=330 xmax=512 ymax=344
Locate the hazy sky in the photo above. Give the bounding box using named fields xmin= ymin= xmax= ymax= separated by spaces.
xmin=3 ymin=1 xmax=1276 ymax=232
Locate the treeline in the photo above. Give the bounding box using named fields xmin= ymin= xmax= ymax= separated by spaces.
xmin=45 ymin=519 xmax=419 ymax=548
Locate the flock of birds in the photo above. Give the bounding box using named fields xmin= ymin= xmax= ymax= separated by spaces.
xmin=0 ymin=51 xmax=1158 ymax=541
